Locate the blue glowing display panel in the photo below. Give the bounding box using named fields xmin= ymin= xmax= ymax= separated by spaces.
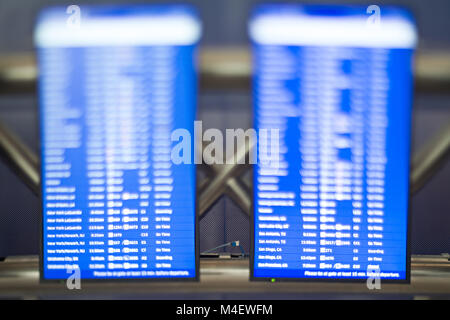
xmin=250 ymin=5 xmax=416 ymax=281
xmin=36 ymin=6 xmax=200 ymax=280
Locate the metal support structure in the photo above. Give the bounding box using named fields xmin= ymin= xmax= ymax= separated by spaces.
xmin=198 ymin=139 xmax=253 ymax=217
xmin=198 ymin=160 xmax=251 ymax=216
xmin=410 ymin=122 xmax=450 ymax=194
xmin=0 ymin=121 xmax=39 ymax=195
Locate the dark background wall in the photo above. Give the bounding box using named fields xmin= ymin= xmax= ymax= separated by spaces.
xmin=1 ymin=0 xmax=450 ymax=51
xmin=0 ymin=0 xmax=449 ymax=257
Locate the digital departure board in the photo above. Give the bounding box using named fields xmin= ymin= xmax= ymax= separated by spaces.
xmin=250 ymin=5 xmax=416 ymax=281
xmin=36 ymin=5 xmax=201 ymax=280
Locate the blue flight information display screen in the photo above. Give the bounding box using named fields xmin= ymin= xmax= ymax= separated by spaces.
xmin=36 ymin=5 xmax=201 ymax=280
xmin=250 ymin=5 xmax=416 ymax=281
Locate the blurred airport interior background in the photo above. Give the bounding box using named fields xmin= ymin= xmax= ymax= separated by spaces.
xmin=0 ymin=0 xmax=449 ymax=258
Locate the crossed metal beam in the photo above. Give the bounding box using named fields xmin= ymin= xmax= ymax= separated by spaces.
xmin=197 ymin=139 xmax=252 ymax=218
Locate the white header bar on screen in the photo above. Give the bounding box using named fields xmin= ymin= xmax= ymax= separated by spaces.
xmin=249 ymin=15 xmax=417 ymax=48
xmin=35 ymin=16 xmax=202 ymax=47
